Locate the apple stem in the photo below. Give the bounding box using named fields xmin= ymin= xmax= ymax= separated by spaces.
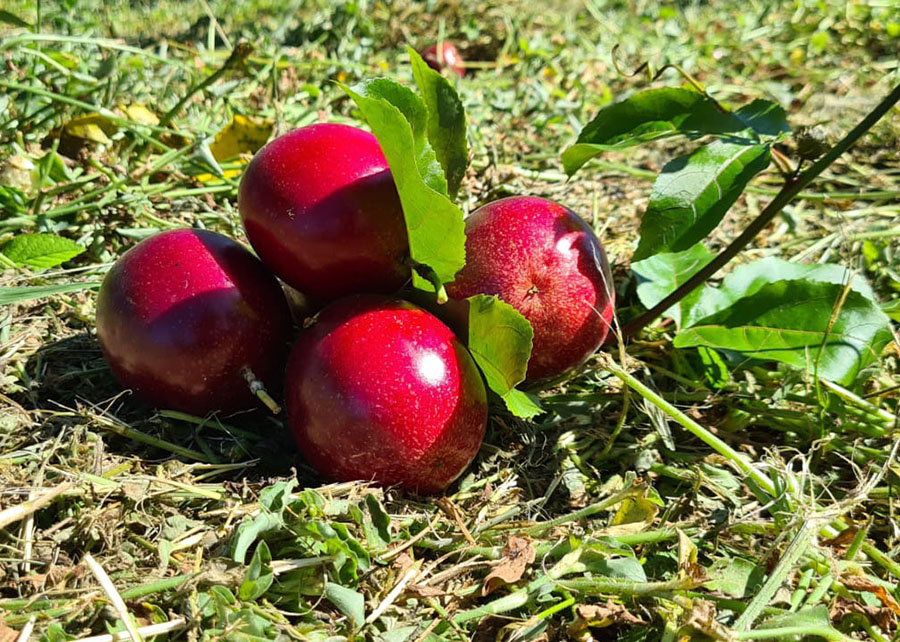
xmin=408 ymin=259 xmax=449 ymax=304
xmin=241 ymin=367 xmax=281 ymax=414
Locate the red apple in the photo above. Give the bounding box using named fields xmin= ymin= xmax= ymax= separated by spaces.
xmin=422 ymin=42 xmax=465 ymax=77
xmin=285 ymin=295 xmax=487 ymax=494
xmin=238 ymin=123 xmax=410 ymax=300
xmin=96 ymin=229 xmax=292 ymax=415
xmin=447 ymin=196 xmax=615 ymax=384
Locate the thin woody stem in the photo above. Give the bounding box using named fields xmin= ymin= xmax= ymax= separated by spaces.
xmin=621 ymin=81 xmax=900 ymax=339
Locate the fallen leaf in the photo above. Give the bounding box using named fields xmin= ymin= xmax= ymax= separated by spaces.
xmin=63 ymin=113 xmax=117 ymax=144
xmin=209 ymin=114 xmax=273 ymax=161
xmin=841 ymin=576 xmax=900 ymax=616
xmin=821 ymin=526 xmax=858 ymax=548
xmin=677 ymin=529 xmax=707 ymax=582
xmin=117 ymin=103 xmax=160 ymax=126
xmin=405 ymin=584 xmax=449 ymax=598
xmin=831 ymin=596 xmax=896 ymax=632
xmin=481 ymin=536 xmax=536 ymax=596
xmin=0 ymin=623 xmax=18 ymax=642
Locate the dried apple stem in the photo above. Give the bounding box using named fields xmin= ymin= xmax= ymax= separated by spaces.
xmin=241 ymin=367 xmax=281 ymax=414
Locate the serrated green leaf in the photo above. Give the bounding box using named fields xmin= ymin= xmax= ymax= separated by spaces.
xmin=563 ymin=87 xmax=751 ymax=175
xmin=343 ymin=82 xmax=466 ymax=288
xmin=324 ymin=582 xmax=365 ymax=628
xmin=0 ymin=281 xmax=100 ymax=305
xmin=632 ymin=242 xmax=729 ymax=328
xmin=674 ymin=280 xmax=892 ymax=385
xmin=735 ymin=99 xmax=791 ymax=139
xmin=757 ymin=605 xmax=840 ymax=640
xmin=706 ymin=557 xmax=764 ymax=598
xmin=348 ymin=78 xmax=447 ymax=195
xmin=408 ymin=47 xmax=468 ymax=198
xmin=231 ymin=512 xmax=283 ymax=565
xmin=2 ymin=233 xmax=85 ymax=269
xmin=634 ymin=141 xmax=771 ymax=261
xmin=465 ymin=294 xmax=542 ymax=418
xmin=501 ymin=389 xmax=543 ymax=419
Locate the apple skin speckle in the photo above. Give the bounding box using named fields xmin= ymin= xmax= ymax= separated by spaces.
xmin=447 ymin=196 xmax=615 ymax=384
xmin=96 ymin=228 xmax=292 ymax=415
xmin=238 ymin=123 xmax=410 ymax=300
xmin=286 ymin=295 xmax=487 ymax=494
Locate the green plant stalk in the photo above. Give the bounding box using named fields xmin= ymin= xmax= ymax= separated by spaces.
xmin=734 ymin=520 xmax=816 ymax=630
xmin=605 ymin=361 xmax=776 ymax=495
xmin=733 ymin=627 xmax=848 ymax=641
xmin=120 ymin=574 xmax=196 ymax=600
xmin=621 ymin=81 xmax=900 ymax=338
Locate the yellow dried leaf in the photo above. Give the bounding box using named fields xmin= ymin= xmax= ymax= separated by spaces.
xmin=117 ymin=103 xmax=160 ymax=126
xmin=62 ymin=113 xmax=117 ymax=145
xmin=609 ymin=495 xmax=659 ymax=527
xmin=209 ymin=115 xmax=273 ymax=161
xmin=194 ymin=168 xmax=244 ymax=184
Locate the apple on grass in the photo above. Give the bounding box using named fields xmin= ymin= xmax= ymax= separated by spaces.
xmin=447 ymin=196 xmax=615 ymax=385
xmin=96 ymin=228 xmax=292 ymax=415
xmin=238 ymin=123 xmax=411 ymax=301
xmin=285 ymin=295 xmax=488 ymax=494
xmin=421 ymin=42 xmax=465 ymax=77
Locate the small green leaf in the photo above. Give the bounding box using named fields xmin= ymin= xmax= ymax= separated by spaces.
xmin=674 ymin=279 xmax=892 ymax=385
xmin=563 ymin=87 xmax=750 ymax=175
xmin=0 ymin=10 xmax=31 ymax=28
xmin=325 ymin=581 xmax=365 ymax=628
xmin=0 ymin=281 xmax=100 ymax=305
xmin=364 ymin=493 xmax=392 ymax=550
xmin=465 ymin=294 xmax=542 ymax=417
xmin=706 ymin=557 xmax=765 ymax=598
xmin=344 ymin=81 xmax=466 ymax=288
xmin=501 ymin=389 xmax=544 ymax=419
xmin=239 ymin=541 xmax=274 ymax=601
xmin=633 ymin=141 xmax=771 ymax=260
xmin=883 ymin=299 xmax=900 ymax=323
xmin=632 ymin=243 xmax=729 ymax=328
xmin=757 ymin=605 xmax=840 ymax=640
xmin=735 ymin=99 xmax=791 ymax=139
xmin=2 ymin=233 xmax=85 ymax=269
xmin=408 ymin=47 xmax=468 ymax=198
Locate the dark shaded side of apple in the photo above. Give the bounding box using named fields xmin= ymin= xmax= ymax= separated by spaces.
xmin=96 ymin=228 xmax=292 ymax=415
xmin=422 ymin=42 xmax=465 ymax=77
xmin=285 ymin=295 xmax=487 ymax=494
xmin=238 ymin=123 xmax=411 ymax=301
xmin=447 ymin=196 xmax=615 ymax=385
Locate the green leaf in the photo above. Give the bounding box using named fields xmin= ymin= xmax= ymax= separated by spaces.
xmin=239 ymin=541 xmax=274 ymax=601
xmin=324 ymin=582 xmax=365 ymax=628
xmin=717 ymin=257 xmax=878 ymax=304
xmin=735 ymin=99 xmax=791 ymax=139
xmin=757 ymin=605 xmax=841 ymax=641
xmin=364 ymin=493 xmax=392 ymax=550
xmin=501 ymin=389 xmax=544 ymax=419
xmin=465 ymin=294 xmax=542 ymax=418
xmin=632 ymin=243 xmax=729 ymax=328
xmin=563 ymin=87 xmax=750 ymax=175
xmin=2 ymin=233 xmax=85 ymax=269
xmin=348 ymin=78 xmax=446 ymax=195
xmin=674 ymin=280 xmax=893 ymax=385
xmin=344 ymin=81 xmax=466 ymax=288
xmin=706 ymin=557 xmax=764 ymax=598
xmin=883 ymin=299 xmax=900 ymax=323
xmin=633 ymin=141 xmax=771 ymax=261
xmin=408 ymin=47 xmax=468 ymax=198
xmin=687 ymin=257 xmax=880 ymax=326
xmin=0 ymin=281 xmax=101 ymax=305
xmin=0 ymin=10 xmax=31 ymax=28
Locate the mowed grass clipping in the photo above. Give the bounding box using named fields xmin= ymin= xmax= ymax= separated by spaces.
xmin=1 ymin=1 xmax=900 ymax=640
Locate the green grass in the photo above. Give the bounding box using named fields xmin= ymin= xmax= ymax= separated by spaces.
xmin=2 ymin=0 xmax=900 ymax=640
